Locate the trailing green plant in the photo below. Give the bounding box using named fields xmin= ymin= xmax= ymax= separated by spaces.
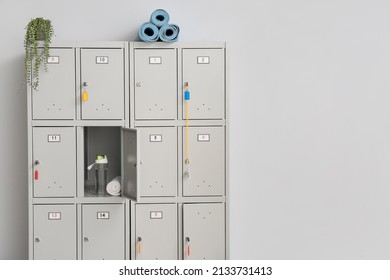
xmin=24 ymin=17 xmax=54 ymax=90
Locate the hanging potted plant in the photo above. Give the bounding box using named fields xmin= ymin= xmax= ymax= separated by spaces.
xmin=24 ymin=17 xmax=54 ymax=90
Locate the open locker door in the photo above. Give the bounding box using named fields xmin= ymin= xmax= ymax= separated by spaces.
xmin=121 ymin=128 xmax=140 ymax=201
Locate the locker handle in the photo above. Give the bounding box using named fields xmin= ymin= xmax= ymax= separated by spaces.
xmin=137 ymin=237 xmax=142 ymax=254
xmin=35 ymin=237 xmax=40 ymax=243
xmin=185 ymin=237 xmax=190 ymax=257
xmin=84 ymin=237 xmax=89 ymax=242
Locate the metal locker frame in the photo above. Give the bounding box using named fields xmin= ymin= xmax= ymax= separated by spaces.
xmin=28 ymin=41 xmax=229 ymax=260
xmin=129 ymin=42 xmax=229 ymax=260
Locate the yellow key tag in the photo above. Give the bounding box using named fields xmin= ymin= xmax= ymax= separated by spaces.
xmin=82 ymin=90 xmax=88 ymax=101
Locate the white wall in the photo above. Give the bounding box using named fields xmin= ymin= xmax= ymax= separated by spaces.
xmin=1 ymin=0 xmax=390 ymax=259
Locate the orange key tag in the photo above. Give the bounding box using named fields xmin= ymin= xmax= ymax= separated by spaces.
xmin=82 ymin=90 xmax=88 ymax=101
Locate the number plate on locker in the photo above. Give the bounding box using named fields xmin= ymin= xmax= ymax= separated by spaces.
xmin=150 ymin=134 xmax=162 ymax=142
xmin=47 ymin=56 xmax=60 ymax=64
xmin=48 ymin=134 xmax=61 ymax=142
xmin=96 ymin=56 xmax=109 ymax=64
xmin=197 ymin=134 xmax=210 ymax=142
xmin=48 ymin=212 xmax=61 ymax=220
xmin=149 ymin=57 xmax=162 ymax=64
xmin=197 ymin=56 xmax=210 ymax=64
xmin=150 ymin=211 xmax=163 ymax=219
xmin=97 ymin=212 xmax=110 ymax=219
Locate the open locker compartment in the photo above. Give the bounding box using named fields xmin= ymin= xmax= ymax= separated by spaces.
xmin=82 ymin=127 xmax=139 ymax=201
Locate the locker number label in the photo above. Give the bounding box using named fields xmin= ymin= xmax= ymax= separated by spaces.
xmin=47 ymin=134 xmax=61 ymax=142
xmin=150 ymin=211 xmax=163 ymax=219
xmin=197 ymin=56 xmax=210 ymax=64
xmin=47 ymin=56 xmax=60 ymax=64
xmin=150 ymin=134 xmax=162 ymax=142
xmin=197 ymin=134 xmax=210 ymax=142
xmin=96 ymin=56 xmax=109 ymax=64
xmin=149 ymin=57 xmax=162 ymax=64
xmin=48 ymin=212 xmax=61 ymax=220
xmin=97 ymin=212 xmax=110 ymax=219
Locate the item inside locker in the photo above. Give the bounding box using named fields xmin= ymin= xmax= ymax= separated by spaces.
xmin=87 ymin=155 xmax=108 ymax=196
xmin=106 ymin=176 xmax=121 ymax=196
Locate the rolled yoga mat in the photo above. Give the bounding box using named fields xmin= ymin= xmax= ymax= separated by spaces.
xmin=106 ymin=176 xmax=121 ymax=196
xmin=159 ymin=23 xmax=180 ymax=42
xmin=150 ymin=9 xmax=170 ymax=27
xmin=138 ymin=22 xmax=159 ymax=42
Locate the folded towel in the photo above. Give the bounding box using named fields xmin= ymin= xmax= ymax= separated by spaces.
xmin=150 ymin=9 xmax=170 ymax=27
xmin=159 ymin=23 xmax=180 ymax=42
xmin=138 ymin=22 xmax=159 ymax=42
xmin=106 ymin=176 xmax=121 ymax=196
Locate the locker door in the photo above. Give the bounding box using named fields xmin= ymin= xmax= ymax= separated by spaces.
xmin=183 ymin=127 xmax=225 ymax=196
xmin=33 ymin=127 xmax=76 ymax=197
xmin=135 ymin=49 xmax=177 ymax=120
xmin=33 ymin=205 xmax=76 ymax=260
xmin=139 ymin=127 xmax=177 ymax=197
xmin=182 ymin=49 xmax=225 ymax=120
xmin=82 ymin=204 xmax=125 ymax=260
xmin=135 ymin=204 xmax=177 ymax=259
xmin=183 ymin=203 xmax=225 ymax=260
xmin=122 ymin=128 xmax=140 ymax=201
xmin=32 ymin=48 xmax=75 ymax=120
xmin=81 ymin=49 xmax=124 ymax=120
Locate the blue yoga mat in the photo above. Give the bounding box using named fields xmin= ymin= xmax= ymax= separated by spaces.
xmin=150 ymin=9 xmax=170 ymax=27
xmin=138 ymin=22 xmax=159 ymax=42
xmin=159 ymin=24 xmax=180 ymax=42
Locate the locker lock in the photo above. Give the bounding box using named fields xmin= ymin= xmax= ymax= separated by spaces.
xmin=185 ymin=237 xmax=190 ymax=257
xmin=84 ymin=237 xmax=89 ymax=242
xmin=82 ymin=82 xmax=89 ymax=101
xmin=34 ymin=160 xmax=40 ymax=180
xmin=136 ymin=82 xmax=142 ymax=87
xmin=35 ymin=237 xmax=40 ymax=243
xmin=137 ymin=237 xmax=142 ymax=254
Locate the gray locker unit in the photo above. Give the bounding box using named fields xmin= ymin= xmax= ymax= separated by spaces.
xmin=33 ymin=204 xmax=76 ymax=260
xmin=33 ymin=127 xmax=76 ymax=198
xmin=28 ymin=41 xmax=228 ymax=260
xmin=182 ymin=48 xmax=225 ymax=120
xmin=135 ymin=203 xmax=177 ymax=260
xmin=134 ymin=49 xmax=177 ymax=120
xmin=183 ymin=203 xmax=225 ymax=260
xmin=182 ymin=126 xmax=225 ymax=196
xmin=139 ymin=127 xmax=177 ymax=197
xmin=32 ymin=48 xmax=76 ymax=120
xmin=81 ymin=48 xmax=124 ymax=120
xmin=81 ymin=204 xmax=125 ymax=260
